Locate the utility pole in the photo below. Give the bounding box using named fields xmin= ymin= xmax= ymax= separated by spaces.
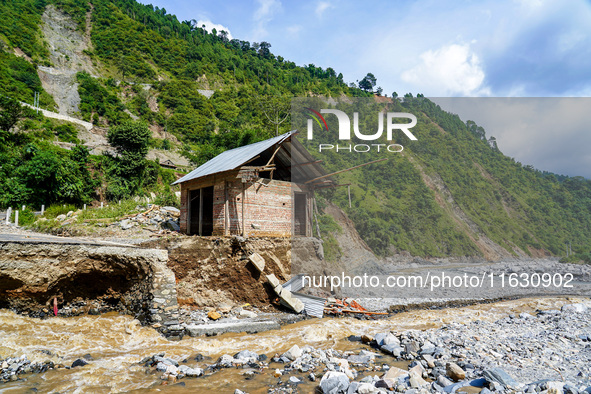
xmin=33 ymin=91 xmax=39 ymax=113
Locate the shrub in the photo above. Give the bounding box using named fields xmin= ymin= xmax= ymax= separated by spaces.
xmin=10 ymin=208 xmax=36 ymax=226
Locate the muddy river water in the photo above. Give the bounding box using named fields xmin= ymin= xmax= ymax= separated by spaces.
xmin=0 ymin=297 xmax=579 ymax=393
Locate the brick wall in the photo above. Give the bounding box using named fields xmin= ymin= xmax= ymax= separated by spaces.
xmin=180 ymin=172 xmax=311 ymax=237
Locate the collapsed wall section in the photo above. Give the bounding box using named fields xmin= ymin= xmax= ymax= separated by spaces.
xmin=0 ymin=242 xmax=179 ymax=335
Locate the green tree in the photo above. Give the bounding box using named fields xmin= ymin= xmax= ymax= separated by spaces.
xmin=107 ymin=120 xmax=151 ymax=177
xmin=0 ymin=96 xmax=23 ymax=132
xmin=258 ymin=94 xmax=290 ymax=136
xmin=359 ymin=73 xmax=377 ymax=92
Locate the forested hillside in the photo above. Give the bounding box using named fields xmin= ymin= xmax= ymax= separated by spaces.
xmin=0 ymin=0 xmax=367 ymax=206
xmin=0 ymin=0 xmax=589 ymax=261
xmin=297 ymin=98 xmax=591 ymax=261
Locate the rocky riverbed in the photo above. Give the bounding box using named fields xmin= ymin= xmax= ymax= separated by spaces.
xmin=134 ymin=300 xmax=591 ymax=393
xmin=2 ymin=298 xmax=590 ymax=393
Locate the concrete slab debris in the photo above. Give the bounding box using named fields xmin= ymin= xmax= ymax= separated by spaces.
xmin=249 ymin=253 xmax=266 ymax=272
xmin=266 ymin=274 xmax=281 ymax=288
xmin=277 ymin=287 xmax=305 ymax=313
xmin=185 ymin=319 xmax=280 ymax=336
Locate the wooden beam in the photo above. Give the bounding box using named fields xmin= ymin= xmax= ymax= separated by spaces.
xmin=241 ymin=155 xmax=260 ymax=166
xmin=240 ymin=165 xmax=276 ymax=171
xmin=224 ymin=181 xmax=229 ymax=235
xmin=291 ymin=160 xmax=323 ymax=168
xmin=312 ymin=183 xmax=351 ymax=190
xmin=241 ymin=183 xmax=245 ymax=236
xmin=265 ymin=144 xmax=284 ymax=167
xmin=198 ymin=188 xmax=203 ymax=236
xmin=304 ymin=158 xmax=388 ymax=184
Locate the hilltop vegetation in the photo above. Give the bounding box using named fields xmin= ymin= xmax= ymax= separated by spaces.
xmin=0 ymin=0 xmax=589 ymax=261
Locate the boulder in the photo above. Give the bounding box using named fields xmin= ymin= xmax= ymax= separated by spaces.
xmin=409 ymin=370 xmax=429 ymax=388
xmin=234 ymin=350 xmax=259 ymax=364
xmin=120 ymin=219 xmax=135 ymax=230
xmin=178 ymin=364 xmax=203 ymax=377
xmin=319 ymin=371 xmax=350 ymax=394
xmin=546 ymin=382 xmax=565 ymax=394
xmin=161 ymin=218 xmax=180 ymax=232
xmin=436 ymin=375 xmax=454 ymax=388
xmin=446 ymin=362 xmax=465 ymax=382
xmin=422 ymin=354 xmax=436 ymax=368
xmin=207 ymin=311 xmax=221 ymax=320
xmin=381 ymin=344 xmax=404 ymax=357
xmin=71 ymin=359 xmax=88 ymax=368
xmin=383 ymin=366 xmax=408 ymax=380
xmin=278 ymin=287 xmax=304 ymax=313
xmin=162 ymin=206 xmax=180 ymax=215
xmin=283 ymin=345 xmax=302 ymax=361
xmin=482 ymin=368 xmax=518 ymax=389
xmin=217 ymin=354 xmax=234 ymax=368
xmin=361 ymin=334 xmax=373 ymax=344
xmin=562 ymin=303 xmax=588 ymax=313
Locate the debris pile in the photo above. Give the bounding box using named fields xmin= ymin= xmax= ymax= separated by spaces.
xmin=231 ymin=236 xmax=308 ymax=315
xmin=324 ymin=298 xmax=388 ymax=317
xmin=267 ymin=273 xmax=305 ymax=314
xmin=232 ymin=236 xmax=378 ymax=320
xmin=117 ymin=205 xmax=181 ymax=232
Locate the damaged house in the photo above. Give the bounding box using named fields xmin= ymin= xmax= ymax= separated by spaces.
xmin=173 ymin=131 xmax=333 ymax=237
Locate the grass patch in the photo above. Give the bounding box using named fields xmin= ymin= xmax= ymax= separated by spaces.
xmin=77 ymin=198 xmax=143 ymax=221
xmin=10 ymin=208 xmax=36 ymax=226
xmin=43 ymin=204 xmax=79 ymax=219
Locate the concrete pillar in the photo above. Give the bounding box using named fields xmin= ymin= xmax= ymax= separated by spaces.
xmin=41 ymin=205 xmax=45 ymax=215
xmin=5 ymin=207 xmax=11 ymax=225
xmin=100 ymin=202 xmax=104 ymax=209
xmin=14 ymin=210 xmax=18 ymax=227
xmin=83 ymin=204 xmax=87 ymax=210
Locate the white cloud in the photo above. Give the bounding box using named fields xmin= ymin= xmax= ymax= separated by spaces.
xmin=432 ymin=98 xmax=591 ymax=178
xmin=252 ymin=0 xmax=281 ymax=39
xmin=401 ymin=43 xmax=490 ymax=96
xmin=315 ymin=1 xmax=333 ymax=18
xmin=286 ymin=25 xmax=302 ymax=37
xmin=196 ymin=20 xmax=233 ymax=39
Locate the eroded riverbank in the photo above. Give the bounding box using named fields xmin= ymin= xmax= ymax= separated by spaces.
xmin=1 ymin=297 xmax=589 ymax=393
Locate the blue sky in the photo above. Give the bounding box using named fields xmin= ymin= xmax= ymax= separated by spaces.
xmin=138 ymin=0 xmax=591 ymax=177
xmin=140 ymin=0 xmax=591 ymax=97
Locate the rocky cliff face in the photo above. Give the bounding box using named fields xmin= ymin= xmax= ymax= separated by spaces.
xmin=38 ymin=4 xmax=98 ymax=116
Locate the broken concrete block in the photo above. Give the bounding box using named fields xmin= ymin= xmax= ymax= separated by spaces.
xmin=249 ymin=253 xmax=265 ymax=272
xmin=279 ymin=287 xmax=304 ymax=313
xmin=266 ymin=274 xmax=281 ymax=288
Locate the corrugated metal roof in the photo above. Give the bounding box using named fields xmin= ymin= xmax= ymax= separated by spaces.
xmin=291 ymin=292 xmax=326 ymax=318
xmin=172 ymin=131 xmax=296 ymax=185
xmin=282 ymin=274 xmax=306 ymax=292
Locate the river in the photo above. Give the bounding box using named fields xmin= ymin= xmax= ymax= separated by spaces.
xmin=0 ymin=297 xmax=578 ymax=393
